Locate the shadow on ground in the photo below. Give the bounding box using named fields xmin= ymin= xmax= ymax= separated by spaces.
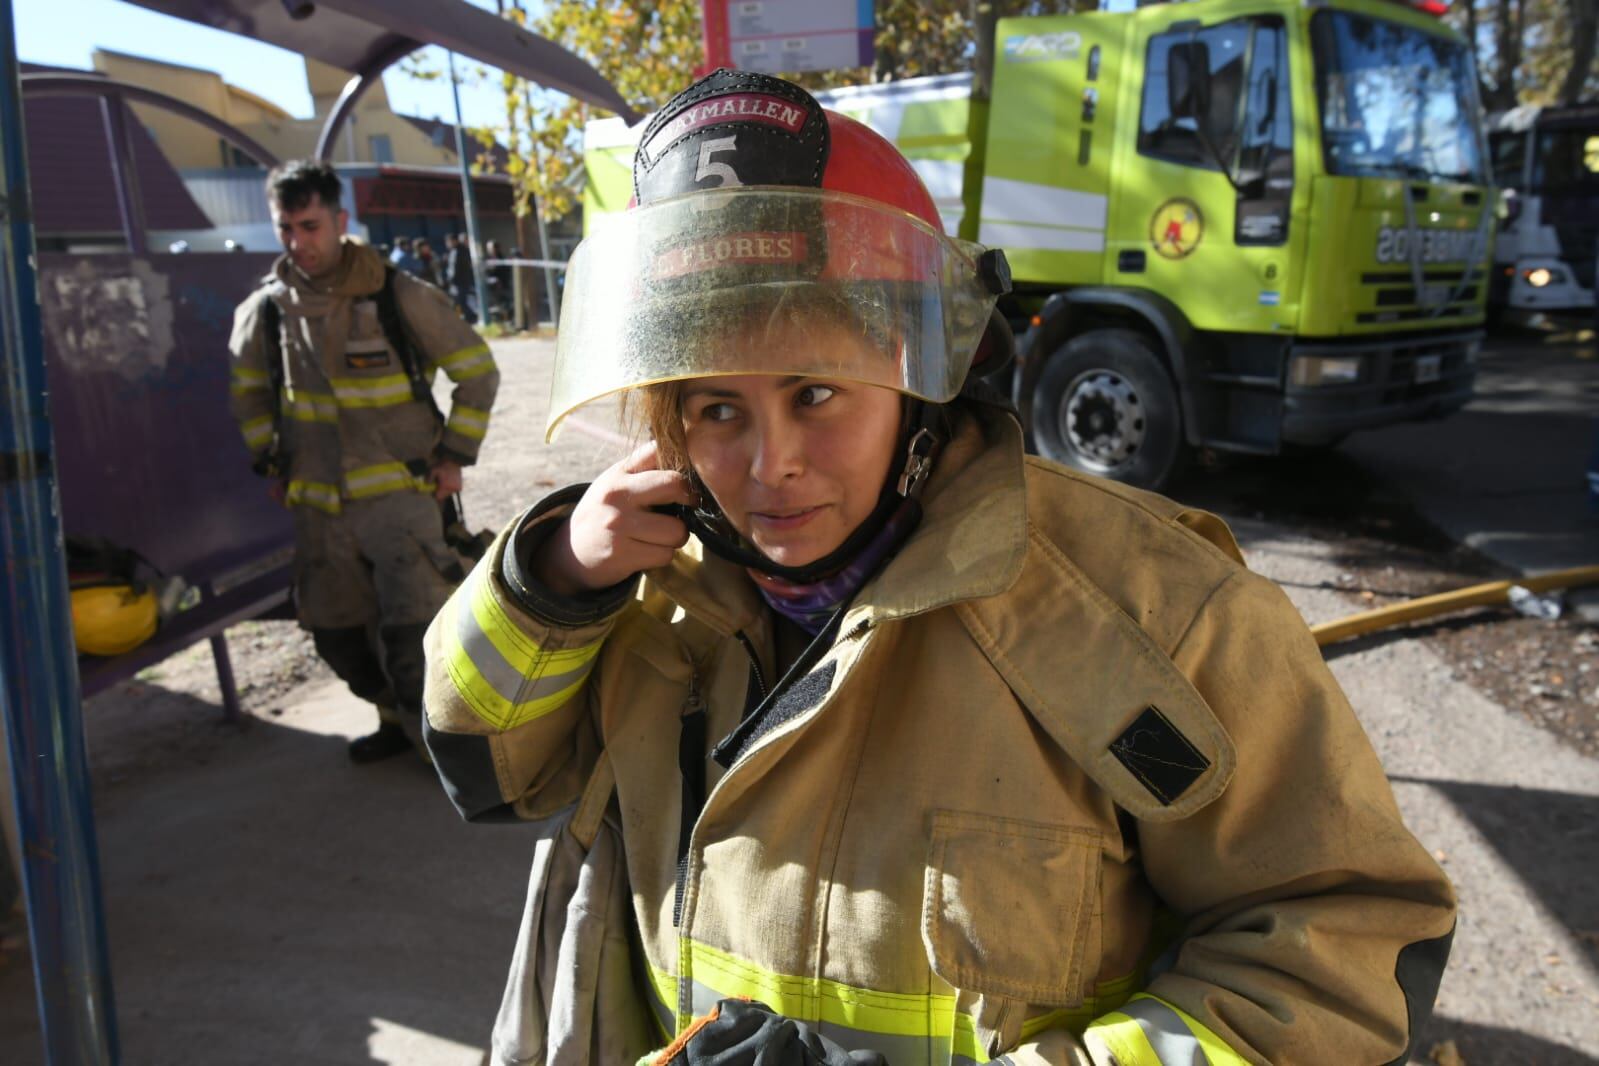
xmin=1417 ymin=1016 xmax=1599 ymax=1066
xmin=1394 ymin=776 xmax=1599 ymax=968
xmin=1 ymin=680 xmax=531 ymax=1065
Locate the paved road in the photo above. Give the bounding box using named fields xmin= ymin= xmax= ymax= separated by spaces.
xmin=1342 ymin=332 xmax=1599 ymax=578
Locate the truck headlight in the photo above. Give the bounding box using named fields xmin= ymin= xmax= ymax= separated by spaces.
xmin=1291 ymin=356 xmax=1362 ymax=386
xmin=1523 ymin=267 xmax=1566 ymax=288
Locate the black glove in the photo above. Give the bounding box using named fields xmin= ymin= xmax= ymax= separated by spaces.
xmin=652 ymin=999 xmax=887 ymax=1066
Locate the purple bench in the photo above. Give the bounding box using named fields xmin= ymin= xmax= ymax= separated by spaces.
xmin=42 ymin=250 xmax=294 ymax=719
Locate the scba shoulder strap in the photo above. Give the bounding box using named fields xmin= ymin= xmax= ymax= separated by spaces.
xmin=373 ymin=265 xmax=445 ymax=429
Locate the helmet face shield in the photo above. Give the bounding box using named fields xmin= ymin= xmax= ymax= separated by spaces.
xmin=547 ymin=187 xmax=1002 ymax=440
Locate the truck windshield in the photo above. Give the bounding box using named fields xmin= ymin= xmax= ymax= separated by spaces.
xmin=1311 ymin=11 xmax=1485 ymax=184
xmin=1530 ymin=127 xmax=1599 ymax=191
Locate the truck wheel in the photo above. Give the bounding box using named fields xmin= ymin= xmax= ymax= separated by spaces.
xmin=1031 ymin=329 xmax=1185 ymax=491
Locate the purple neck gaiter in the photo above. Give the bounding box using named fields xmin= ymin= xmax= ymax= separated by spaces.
xmin=748 ymin=501 xmax=922 ymax=635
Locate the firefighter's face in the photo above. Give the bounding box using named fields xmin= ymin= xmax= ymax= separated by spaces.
xmin=272 ymin=197 xmax=348 ymax=278
xmin=680 ymin=327 xmax=903 ymax=570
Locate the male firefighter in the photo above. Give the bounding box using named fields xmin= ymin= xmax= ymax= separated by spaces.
xmin=229 ymin=160 xmax=500 ymax=763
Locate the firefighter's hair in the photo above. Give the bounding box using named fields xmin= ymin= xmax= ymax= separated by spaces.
xmin=266 ymin=159 xmax=343 ymax=213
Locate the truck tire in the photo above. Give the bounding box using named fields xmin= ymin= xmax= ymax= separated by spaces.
xmin=1030 ymin=329 xmax=1185 ymax=492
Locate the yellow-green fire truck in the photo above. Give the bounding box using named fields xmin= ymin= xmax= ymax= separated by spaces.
xmin=584 ymin=0 xmax=1494 ymax=489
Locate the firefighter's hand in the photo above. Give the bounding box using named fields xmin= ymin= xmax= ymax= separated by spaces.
xmin=649 ymin=1000 xmax=886 ymax=1066
xmin=431 ymin=460 xmax=464 ymax=501
xmin=268 ymin=480 xmax=287 ymax=506
xmin=536 ymin=441 xmax=693 ymax=595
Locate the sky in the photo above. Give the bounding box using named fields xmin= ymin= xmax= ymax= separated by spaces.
xmin=15 ymin=0 xmax=517 ymax=128
xmin=15 ymin=0 xmax=1142 ymax=137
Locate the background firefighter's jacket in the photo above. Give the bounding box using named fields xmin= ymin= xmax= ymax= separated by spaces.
xmin=421 ymin=407 xmax=1456 ymax=1066
xmin=228 ymin=238 xmax=499 ymax=513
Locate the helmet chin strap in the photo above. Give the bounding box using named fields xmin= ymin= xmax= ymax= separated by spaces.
xmin=671 ymin=402 xmax=943 ymax=584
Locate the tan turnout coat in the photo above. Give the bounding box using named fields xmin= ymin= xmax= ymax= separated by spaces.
xmin=423 ymin=408 xmax=1456 ymax=1066
xmin=228 ymin=239 xmax=499 ymax=513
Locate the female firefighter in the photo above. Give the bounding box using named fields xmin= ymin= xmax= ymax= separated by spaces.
xmin=421 ymin=70 xmax=1455 ymax=1066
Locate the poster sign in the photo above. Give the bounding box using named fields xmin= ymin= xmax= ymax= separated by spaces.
xmin=703 ymin=0 xmax=875 ymax=75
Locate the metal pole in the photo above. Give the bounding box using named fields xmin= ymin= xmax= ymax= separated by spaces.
xmin=533 ymin=191 xmax=559 ymax=327
xmin=0 ymin=0 xmax=120 ymax=1060
xmin=517 ymin=68 xmax=562 ymax=327
xmin=448 ymin=51 xmax=492 ymax=326
xmin=99 ymin=93 xmax=146 ymax=256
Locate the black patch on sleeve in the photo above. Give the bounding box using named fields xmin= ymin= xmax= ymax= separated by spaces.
xmin=421 ymin=716 xmax=520 ymax=824
xmin=1383 ymin=925 xmax=1456 ymax=1066
xmin=1108 ymin=705 xmax=1210 ymax=806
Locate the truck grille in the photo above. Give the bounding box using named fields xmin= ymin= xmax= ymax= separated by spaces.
xmin=1357 ymin=269 xmax=1481 ymax=323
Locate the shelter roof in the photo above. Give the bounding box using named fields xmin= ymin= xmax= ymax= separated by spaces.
xmin=123 ymin=0 xmax=639 ymax=120
xmin=20 ymin=63 xmax=213 ymax=235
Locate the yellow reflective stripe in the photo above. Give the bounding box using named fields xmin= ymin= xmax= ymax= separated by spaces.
xmin=1085 ymin=995 xmax=1249 ymax=1066
xmin=284 ymin=389 xmax=339 ymax=423
xmin=647 ymin=964 xmax=678 ymax=1040
xmin=240 ymin=415 xmax=274 ymax=449
xmin=439 ymin=343 xmax=491 ymax=370
xmin=439 ymin=569 xmax=603 ymax=730
xmin=230 ymin=368 xmax=272 ymax=398
xmin=446 ymin=404 xmax=491 ymax=441
xmin=1018 ymin=967 xmax=1141 ymax=1042
xmin=438 ymin=343 xmax=495 ymax=381
xmin=341 ymin=461 xmax=428 ymax=500
xmin=328 ymin=373 xmax=414 ymax=409
xmin=285 ymin=479 xmax=342 ymax=514
xmin=685 ymin=940 xmax=967 ymax=1045
xmin=679 ymin=940 xmax=1148 ymax=1062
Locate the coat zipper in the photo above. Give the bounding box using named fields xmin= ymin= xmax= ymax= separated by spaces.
xmin=672 ymin=663 xmax=707 ymax=929
xmin=670 ymin=618 xmax=874 ymax=1027
xmin=735 ymin=630 xmax=768 ymax=698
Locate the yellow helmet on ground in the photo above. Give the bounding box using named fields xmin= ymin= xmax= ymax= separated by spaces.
xmin=69 ymin=584 xmax=159 ymax=657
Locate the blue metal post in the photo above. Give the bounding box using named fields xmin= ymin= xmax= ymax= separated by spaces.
xmin=0 ymin=0 xmax=120 ymax=1061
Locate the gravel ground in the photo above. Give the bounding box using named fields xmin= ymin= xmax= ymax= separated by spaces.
xmin=1176 ymin=446 xmax=1599 ymax=762
xmin=8 ymin=334 xmax=1594 ymax=1065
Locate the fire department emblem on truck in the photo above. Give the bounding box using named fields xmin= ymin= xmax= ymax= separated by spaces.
xmin=1150 ymin=199 xmax=1203 ymax=260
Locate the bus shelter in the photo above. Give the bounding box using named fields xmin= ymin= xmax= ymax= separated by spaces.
xmin=0 ymin=2 xmax=633 ymax=1060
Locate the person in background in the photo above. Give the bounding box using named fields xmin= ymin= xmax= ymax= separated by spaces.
xmin=445 ymin=232 xmax=478 ymax=324
xmin=416 ymin=238 xmax=442 ymax=288
xmin=389 ymin=236 xmax=425 ymax=279
xmin=484 ymin=239 xmax=513 ymax=325
xmin=229 ymin=160 xmax=501 ymax=763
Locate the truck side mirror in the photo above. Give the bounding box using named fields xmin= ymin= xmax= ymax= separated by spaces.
xmin=1167 ymin=41 xmax=1212 ymax=122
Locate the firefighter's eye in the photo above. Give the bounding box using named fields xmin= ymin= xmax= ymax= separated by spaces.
xmin=796 ymin=385 xmax=836 ymax=407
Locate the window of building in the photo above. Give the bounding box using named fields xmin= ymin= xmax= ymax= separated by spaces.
xmin=369 ymin=134 xmax=394 ymax=164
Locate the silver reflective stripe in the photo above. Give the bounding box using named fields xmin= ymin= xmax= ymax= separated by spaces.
xmin=453 ymin=573 xmax=596 ymax=704
xmin=1119 ymin=999 xmax=1209 ymax=1066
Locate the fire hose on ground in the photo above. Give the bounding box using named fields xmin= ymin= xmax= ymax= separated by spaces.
xmin=1311 ymin=565 xmax=1599 ymax=647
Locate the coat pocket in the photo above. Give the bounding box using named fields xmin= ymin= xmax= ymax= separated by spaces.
xmin=922 ymin=809 xmax=1102 ymax=1007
